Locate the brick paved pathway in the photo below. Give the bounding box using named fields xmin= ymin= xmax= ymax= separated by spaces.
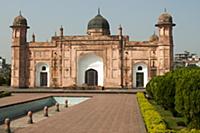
xmin=0 ymin=93 xmax=146 ymax=133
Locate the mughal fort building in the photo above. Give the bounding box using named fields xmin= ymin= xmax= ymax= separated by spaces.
xmin=10 ymin=10 xmax=175 ymax=88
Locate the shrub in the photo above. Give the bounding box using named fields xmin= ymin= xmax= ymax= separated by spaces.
xmin=175 ymin=68 xmax=200 ymax=129
xmin=147 ymin=67 xmax=200 ymax=129
xmin=146 ymin=73 xmax=176 ymax=113
xmin=146 ymin=75 xmax=161 ymax=98
xmin=176 ymin=121 xmax=186 ymax=127
xmin=136 ymin=92 xmax=174 ymax=133
xmin=0 ymin=91 xmax=11 ymax=98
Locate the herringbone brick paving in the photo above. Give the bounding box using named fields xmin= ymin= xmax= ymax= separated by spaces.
xmin=0 ymin=93 xmax=146 ymax=133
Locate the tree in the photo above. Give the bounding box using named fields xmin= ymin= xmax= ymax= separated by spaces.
xmin=175 ymin=68 xmax=200 ymax=129
xmin=0 ymin=64 xmax=11 ymax=86
xmin=146 ymin=67 xmax=200 ymax=129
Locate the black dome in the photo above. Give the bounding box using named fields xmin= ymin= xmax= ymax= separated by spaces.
xmin=13 ymin=13 xmax=28 ymax=26
xmin=88 ymin=13 xmax=110 ymax=30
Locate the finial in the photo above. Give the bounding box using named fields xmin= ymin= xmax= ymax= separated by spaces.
xmin=118 ymin=24 xmax=123 ymax=36
xmin=118 ymin=24 xmax=122 ymax=30
xmin=164 ymin=8 xmax=167 ymax=12
xmin=119 ymin=24 xmax=122 ymax=28
xmin=19 ymin=10 xmax=22 ymax=16
xmin=32 ymin=33 xmax=35 ymax=42
xmin=60 ymin=25 xmax=63 ymax=37
xmin=98 ymin=8 xmax=100 ymax=15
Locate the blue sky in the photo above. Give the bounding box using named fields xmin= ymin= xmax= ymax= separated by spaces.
xmin=0 ymin=0 xmax=200 ymax=63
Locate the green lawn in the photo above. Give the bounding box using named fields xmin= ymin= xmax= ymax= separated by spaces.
xmin=149 ymin=100 xmax=186 ymax=131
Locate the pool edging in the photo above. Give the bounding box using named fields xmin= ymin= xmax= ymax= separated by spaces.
xmin=0 ymin=95 xmax=92 ymax=108
xmin=0 ymin=95 xmax=92 ymax=125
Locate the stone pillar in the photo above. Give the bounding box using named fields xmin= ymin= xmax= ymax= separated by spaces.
xmin=65 ymin=100 xmax=68 ymax=108
xmin=44 ymin=106 xmax=48 ymax=117
xmin=55 ymin=103 xmax=60 ymax=112
xmin=4 ymin=118 xmax=11 ymax=133
xmin=27 ymin=111 xmax=33 ymax=124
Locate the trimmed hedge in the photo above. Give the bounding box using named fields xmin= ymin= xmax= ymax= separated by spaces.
xmin=136 ymin=92 xmax=174 ymax=133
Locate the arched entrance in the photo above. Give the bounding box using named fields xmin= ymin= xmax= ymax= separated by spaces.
xmin=136 ymin=67 xmax=144 ymax=87
xmin=85 ymin=69 xmax=98 ymax=86
xmin=77 ymin=53 xmax=103 ymax=86
xmin=133 ymin=63 xmax=148 ymax=88
xmin=40 ymin=66 xmax=48 ymax=86
xmin=36 ymin=63 xmax=50 ymax=87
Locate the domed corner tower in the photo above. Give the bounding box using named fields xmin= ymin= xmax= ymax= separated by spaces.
xmin=155 ymin=11 xmax=176 ymax=44
xmin=87 ymin=9 xmax=110 ymax=36
xmin=10 ymin=12 xmax=30 ymax=88
xmin=155 ymin=10 xmax=176 ymax=73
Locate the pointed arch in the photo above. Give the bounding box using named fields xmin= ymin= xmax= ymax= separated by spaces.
xmin=77 ymin=53 xmax=103 ymax=86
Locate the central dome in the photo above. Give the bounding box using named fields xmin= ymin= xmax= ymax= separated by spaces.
xmin=87 ymin=9 xmax=110 ymax=35
xmin=88 ymin=14 xmax=110 ymax=30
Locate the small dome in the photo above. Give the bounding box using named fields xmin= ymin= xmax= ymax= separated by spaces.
xmin=88 ymin=12 xmax=110 ymax=30
xmin=13 ymin=12 xmax=28 ymax=27
xmin=149 ymin=33 xmax=159 ymax=42
xmin=157 ymin=12 xmax=173 ymax=25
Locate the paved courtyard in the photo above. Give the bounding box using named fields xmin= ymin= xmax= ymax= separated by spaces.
xmin=0 ymin=92 xmax=146 ymax=133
